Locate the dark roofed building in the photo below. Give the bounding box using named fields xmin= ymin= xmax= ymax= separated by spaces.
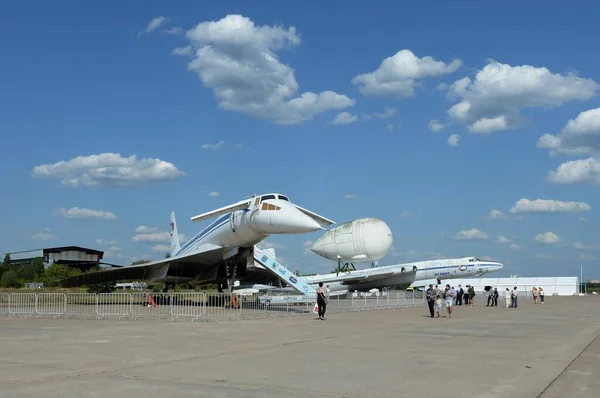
xmin=4 ymin=246 xmax=105 ymax=272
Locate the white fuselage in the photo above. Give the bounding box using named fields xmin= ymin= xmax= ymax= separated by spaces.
xmin=176 ymin=197 xmax=322 ymax=257
xmin=298 ymin=257 xmax=503 ymax=292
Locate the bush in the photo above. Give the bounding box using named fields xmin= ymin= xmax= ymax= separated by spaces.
xmin=1 ymin=270 xmax=20 ymax=288
xmin=87 ymin=282 xmax=117 ymax=294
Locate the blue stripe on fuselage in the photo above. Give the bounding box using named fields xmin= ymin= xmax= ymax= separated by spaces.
xmin=177 ymin=213 xmax=231 ymax=255
xmin=421 ymin=264 xmax=497 ymax=272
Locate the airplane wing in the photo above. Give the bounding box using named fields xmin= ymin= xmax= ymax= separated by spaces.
xmin=191 ymin=198 xmax=251 ymax=223
xmin=339 ymin=272 xmax=396 ymax=285
xmin=292 ymin=204 xmax=336 ymax=227
xmin=339 ymin=270 xmax=417 ymax=285
xmin=58 ymin=243 xmax=224 ymax=287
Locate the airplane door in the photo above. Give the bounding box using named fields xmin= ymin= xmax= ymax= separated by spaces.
xmin=249 ymin=196 xmax=261 ymax=220
xmin=229 ymin=211 xmax=236 ymax=232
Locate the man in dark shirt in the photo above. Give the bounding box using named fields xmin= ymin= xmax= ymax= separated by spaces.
xmin=425 ymin=284 xmax=436 ymax=318
xmin=456 ymin=285 xmax=464 ymax=305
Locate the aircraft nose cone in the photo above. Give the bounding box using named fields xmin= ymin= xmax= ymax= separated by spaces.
xmin=290 ymin=213 xmax=322 ymax=233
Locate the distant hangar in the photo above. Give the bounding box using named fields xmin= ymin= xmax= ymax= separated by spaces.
xmin=3 ymin=246 xmax=111 ymax=272
xmin=435 ymin=276 xmax=581 ymax=296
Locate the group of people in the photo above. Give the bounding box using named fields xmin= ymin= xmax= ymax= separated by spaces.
xmin=531 ymin=287 xmax=545 ymax=304
xmin=426 ymin=284 xmax=547 ymax=317
xmin=425 ymin=284 xmax=457 ymax=318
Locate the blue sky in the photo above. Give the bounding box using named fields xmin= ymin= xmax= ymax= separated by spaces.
xmin=1 ymin=1 xmax=599 ymax=278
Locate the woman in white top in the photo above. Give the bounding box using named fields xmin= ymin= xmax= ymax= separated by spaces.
xmin=505 ymin=288 xmax=511 ymax=308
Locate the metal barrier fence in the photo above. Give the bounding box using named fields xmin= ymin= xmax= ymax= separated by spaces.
xmin=0 ymin=290 xmax=425 ymax=322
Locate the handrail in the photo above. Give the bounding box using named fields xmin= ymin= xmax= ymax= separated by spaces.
xmin=254 ymin=243 xmax=304 ymax=276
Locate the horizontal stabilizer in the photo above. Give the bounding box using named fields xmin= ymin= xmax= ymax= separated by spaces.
xmin=191 ymin=198 xmax=251 ymax=223
xmin=293 ymin=204 xmax=335 ymax=227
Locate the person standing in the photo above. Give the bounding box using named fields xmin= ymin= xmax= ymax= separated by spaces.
xmin=492 ymin=288 xmax=499 ymax=306
xmin=434 ymin=295 xmax=443 ymax=318
xmin=316 ymin=282 xmax=327 ymax=320
xmin=468 ymin=285 xmax=476 ymax=306
xmin=486 ymin=288 xmax=494 ymax=307
xmin=539 ymin=287 xmax=545 ymax=304
xmin=511 ymin=287 xmax=519 ymax=308
xmin=504 ymin=288 xmax=511 ymax=307
xmin=426 ymin=284 xmax=437 ymax=318
xmin=445 ymin=284 xmax=456 ymax=318
xmin=463 ymin=285 xmax=470 ymax=306
xmin=456 ymin=285 xmax=463 ymax=306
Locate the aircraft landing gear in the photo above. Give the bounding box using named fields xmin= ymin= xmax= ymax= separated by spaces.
xmin=226 ymin=259 xmax=237 ymax=293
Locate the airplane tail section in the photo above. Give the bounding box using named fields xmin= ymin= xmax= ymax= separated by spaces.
xmin=170 ymin=211 xmax=181 ymax=257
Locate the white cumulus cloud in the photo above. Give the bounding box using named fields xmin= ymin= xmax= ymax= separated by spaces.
xmin=135 ymin=225 xmax=159 ymax=233
xmin=352 ymin=49 xmax=462 ymax=98
xmin=509 ymin=243 xmax=521 ymax=250
xmin=30 ymin=231 xmax=57 ymax=241
xmin=344 ymin=194 xmax=357 ymax=199
xmin=446 ymin=60 xmax=599 ymax=134
xmin=209 ymin=191 xmax=220 ymax=197
xmin=330 ymin=112 xmax=358 ymax=125
xmin=496 ymin=235 xmax=511 ymax=244
xmin=486 ymin=209 xmax=508 ymax=220
xmin=303 ymin=240 xmax=313 ymax=254
xmin=509 ymin=198 xmax=591 ymax=214
xmin=181 ymin=14 xmax=354 ymax=125
xmin=54 ymin=207 xmax=118 ymax=220
xmin=546 ymin=157 xmax=600 ymax=185
xmin=152 ymin=245 xmax=171 ymax=253
xmin=164 ymin=27 xmax=183 ymax=35
xmin=202 ymin=141 xmax=224 ymax=150
xmin=429 ymin=120 xmax=445 ymax=132
xmin=537 ymin=108 xmax=600 ymax=156
xmin=453 ymin=228 xmax=488 ymax=241
xmin=364 ymin=107 xmax=397 ymax=120
xmin=534 ymin=231 xmax=562 ymax=245
xmin=144 ymin=16 xmax=168 ymax=34
xmin=447 ymin=134 xmax=460 ymax=146
xmin=32 ymin=153 xmax=185 ymax=188
xmin=133 ymin=230 xmax=187 ymax=244
xmin=172 ymin=46 xmax=192 ymax=56
xmin=574 ymin=242 xmax=600 ymax=250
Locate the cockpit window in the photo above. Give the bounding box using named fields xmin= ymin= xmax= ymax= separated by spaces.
xmin=278 ymin=195 xmax=289 ymax=201
xmin=260 ymin=195 xmax=276 ymax=201
xmin=261 ymin=203 xmax=281 ymax=211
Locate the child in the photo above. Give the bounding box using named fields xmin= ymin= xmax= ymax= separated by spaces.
xmin=434 ymin=295 xmax=443 ymax=318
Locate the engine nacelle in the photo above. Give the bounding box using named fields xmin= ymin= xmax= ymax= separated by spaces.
xmin=310 ymin=218 xmax=393 ymax=264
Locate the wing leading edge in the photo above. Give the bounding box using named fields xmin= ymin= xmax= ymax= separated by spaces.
xmin=58 ymin=243 xmax=224 ymax=287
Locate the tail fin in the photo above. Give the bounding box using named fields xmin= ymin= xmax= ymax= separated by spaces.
xmin=170 ymin=211 xmax=181 ymax=257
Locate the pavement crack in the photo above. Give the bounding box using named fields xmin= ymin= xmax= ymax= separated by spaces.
xmin=535 ymin=330 xmax=600 ymax=398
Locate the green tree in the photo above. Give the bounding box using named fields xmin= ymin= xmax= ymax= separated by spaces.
xmin=1 ymin=269 xmax=20 ymax=288
xmin=43 ymin=263 xmax=82 ymax=286
xmin=0 ymin=253 xmax=11 ymax=278
xmin=131 ymin=259 xmax=151 ymax=265
xmin=18 ymin=257 xmax=45 ymax=282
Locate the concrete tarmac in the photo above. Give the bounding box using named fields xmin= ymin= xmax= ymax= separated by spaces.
xmin=1 ymin=296 xmax=599 ymax=397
